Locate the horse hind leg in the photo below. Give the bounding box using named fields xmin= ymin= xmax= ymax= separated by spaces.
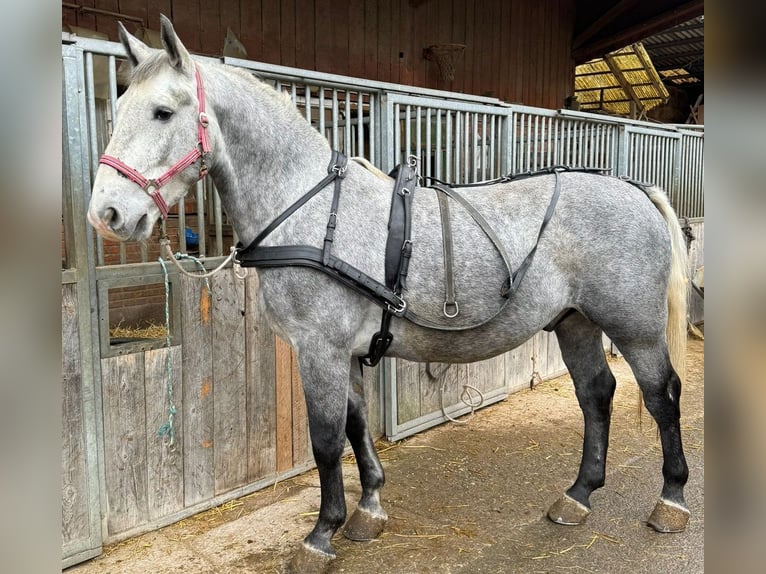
xmin=615 ymin=336 xmax=690 ymax=533
xmin=547 ymin=311 xmax=616 ymax=526
xmin=342 ymin=360 xmax=388 ymax=541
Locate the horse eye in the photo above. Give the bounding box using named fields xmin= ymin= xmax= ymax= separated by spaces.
xmin=153 ymin=107 xmax=174 ymax=121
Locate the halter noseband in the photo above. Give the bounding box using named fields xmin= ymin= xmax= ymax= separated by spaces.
xmin=98 ymin=65 xmax=211 ymax=220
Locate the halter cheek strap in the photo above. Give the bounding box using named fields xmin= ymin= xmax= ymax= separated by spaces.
xmin=98 ymin=66 xmax=211 ymax=220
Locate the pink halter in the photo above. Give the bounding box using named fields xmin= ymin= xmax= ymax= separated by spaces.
xmin=99 ymin=66 xmax=211 ymax=219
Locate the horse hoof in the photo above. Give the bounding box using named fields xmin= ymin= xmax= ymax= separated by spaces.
xmin=343 ymin=507 xmax=388 ymax=541
xmin=647 ymin=498 xmax=690 ymax=533
xmin=547 ymin=494 xmax=591 ymax=525
xmin=287 ymin=542 xmax=335 ymax=574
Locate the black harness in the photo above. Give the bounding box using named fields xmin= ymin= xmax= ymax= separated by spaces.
xmin=235 ymin=151 xmax=608 ymax=367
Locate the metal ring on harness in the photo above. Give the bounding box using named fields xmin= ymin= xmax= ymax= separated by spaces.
xmin=443 ymin=301 xmax=459 ymax=318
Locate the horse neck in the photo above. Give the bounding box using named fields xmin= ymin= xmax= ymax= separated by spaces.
xmin=202 ymin=64 xmax=333 ymax=247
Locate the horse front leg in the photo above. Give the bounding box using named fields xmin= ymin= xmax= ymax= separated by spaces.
xmin=288 ymin=349 xmax=350 ymax=574
xmin=343 ymin=360 xmax=387 ymax=541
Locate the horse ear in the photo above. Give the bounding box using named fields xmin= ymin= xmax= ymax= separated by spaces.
xmin=159 ymin=14 xmax=192 ymax=72
xmin=118 ymin=22 xmax=151 ymax=68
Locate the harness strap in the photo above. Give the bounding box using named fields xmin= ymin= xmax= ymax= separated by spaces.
xmin=508 ymin=168 xmax=563 ymax=293
xmin=323 ymin=151 xmax=348 ymax=266
xmin=429 ymin=183 xmax=515 ymax=297
xmin=238 ymin=152 xmax=348 ymax=257
xmin=435 ymin=188 xmax=458 ymax=317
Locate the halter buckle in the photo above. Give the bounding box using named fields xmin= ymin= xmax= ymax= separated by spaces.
xmin=199 ymin=112 xmax=209 ymax=127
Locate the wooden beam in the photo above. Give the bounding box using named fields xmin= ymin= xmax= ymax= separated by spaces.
xmin=573 ymin=0 xmax=704 ymax=63
xmin=604 ymin=51 xmax=645 ymax=114
xmin=645 ymin=36 xmax=704 ymax=50
xmin=573 ymin=0 xmax=639 ymax=50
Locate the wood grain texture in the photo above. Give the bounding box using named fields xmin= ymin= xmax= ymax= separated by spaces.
xmin=245 ymin=274 xmax=277 ymax=480
xmin=61 ymin=284 xmax=90 ymax=545
xmin=291 ymin=350 xmax=310 ymax=465
xmin=144 ymin=346 xmax=184 ymax=521
xmin=275 ymin=336 xmax=294 ymax=472
xmin=180 ymin=275 xmax=214 ymax=507
xmin=101 ymin=353 xmax=148 ymax=534
xmin=212 ymin=271 xmax=248 ymax=494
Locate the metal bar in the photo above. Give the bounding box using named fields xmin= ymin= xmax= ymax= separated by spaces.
xmin=369 ymin=92 xmax=377 ymax=163
xmin=394 ymin=102 xmax=401 ymax=165
xmin=489 ymin=115 xmax=496 ymax=179
xmin=435 ymin=109 xmax=442 ymax=179
xmin=332 ymin=89 xmax=339 ymax=151
xmin=445 ymin=110 xmax=452 ymax=182
xmin=357 ymin=92 xmax=365 ymax=159
xmin=196 ymin=180 xmax=206 ymax=256
xmin=318 ymin=88 xmax=326 ymax=136
xmin=213 ymin=184 xmax=223 ymax=256
xmin=415 ymin=106 xmax=422 ymax=165
xmin=425 ymin=107 xmax=432 ymax=178
xmin=345 ymin=91 xmax=352 ymax=155
xmin=405 ymin=104 xmax=411 ymax=160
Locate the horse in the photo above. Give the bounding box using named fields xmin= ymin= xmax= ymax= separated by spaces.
xmin=87 ymin=16 xmax=691 ymax=573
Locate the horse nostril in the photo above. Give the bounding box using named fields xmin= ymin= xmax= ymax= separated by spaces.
xmin=104 ymin=207 xmax=122 ymax=231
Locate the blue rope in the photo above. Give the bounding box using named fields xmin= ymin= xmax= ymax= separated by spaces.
xmin=157 ymin=252 xmax=211 ymax=447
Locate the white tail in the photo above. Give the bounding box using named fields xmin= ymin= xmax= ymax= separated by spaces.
xmin=646 ymin=186 xmax=689 ymax=383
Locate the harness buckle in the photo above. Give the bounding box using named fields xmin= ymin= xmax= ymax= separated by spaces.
xmin=386 ymin=295 xmax=408 ymax=317
xmin=199 ymin=112 xmax=209 ymax=127
xmin=332 ymin=163 xmax=347 ymax=177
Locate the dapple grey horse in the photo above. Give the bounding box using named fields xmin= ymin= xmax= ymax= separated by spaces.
xmin=87 ymin=16 xmax=691 ymax=573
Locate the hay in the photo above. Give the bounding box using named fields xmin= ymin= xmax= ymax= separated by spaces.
xmin=109 ymin=320 xmax=167 ymax=339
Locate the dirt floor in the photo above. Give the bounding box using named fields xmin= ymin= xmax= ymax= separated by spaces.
xmin=67 ymin=337 xmax=704 ymax=574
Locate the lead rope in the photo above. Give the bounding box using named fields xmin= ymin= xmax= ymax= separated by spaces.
xmin=425 ymin=363 xmax=485 ymax=425
xmin=156 ymin=226 xmax=248 ymax=446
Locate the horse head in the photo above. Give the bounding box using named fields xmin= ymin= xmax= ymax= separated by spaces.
xmin=88 ymin=15 xmax=217 ymax=242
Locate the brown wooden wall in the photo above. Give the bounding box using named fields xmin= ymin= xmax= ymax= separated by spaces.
xmin=63 ymin=0 xmax=576 ymax=109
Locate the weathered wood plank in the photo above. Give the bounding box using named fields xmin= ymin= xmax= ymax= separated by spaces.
xmin=420 ymin=362 xmax=457 ymax=417
xmin=396 ymin=359 xmax=421 ymax=424
xmin=212 ymin=271 xmax=249 ymax=494
xmin=275 ymin=336 xmax=294 ymax=472
xmin=291 ymin=350 xmax=310 ymax=465
xmin=61 ymin=284 xmax=90 ymax=545
xmin=102 ymin=353 xmax=148 ymax=535
xmin=144 ymin=346 xmax=184 ymax=521
xmin=505 ymin=338 xmax=535 ymax=393
xmin=245 ymin=274 xmax=277 ymax=480
xmin=361 ymin=362 xmax=383 ymax=439
xmin=180 ymin=275 xmax=214 ymax=506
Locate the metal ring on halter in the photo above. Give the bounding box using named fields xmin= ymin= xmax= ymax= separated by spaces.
xmin=443 ymin=301 xmax=459 ymax=318
xmin=407 ymin=154 xmax=419 ymax=168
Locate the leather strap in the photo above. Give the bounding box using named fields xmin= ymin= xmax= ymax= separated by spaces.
xmin=238 ymin=152 xmax=347 ymax=257
xmin=435 ymin=188 xmax=458 ymax=318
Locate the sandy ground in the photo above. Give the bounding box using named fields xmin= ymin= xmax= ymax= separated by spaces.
xmin=67 ymin=337 xmax=704 ymax=574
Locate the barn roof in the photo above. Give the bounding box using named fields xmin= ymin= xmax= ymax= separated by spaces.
xmin=573 ymin=42 xmax=668 ymax=117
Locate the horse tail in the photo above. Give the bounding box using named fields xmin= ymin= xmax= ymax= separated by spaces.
xmin=645 ymin=186 xmax=689 ymax=384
